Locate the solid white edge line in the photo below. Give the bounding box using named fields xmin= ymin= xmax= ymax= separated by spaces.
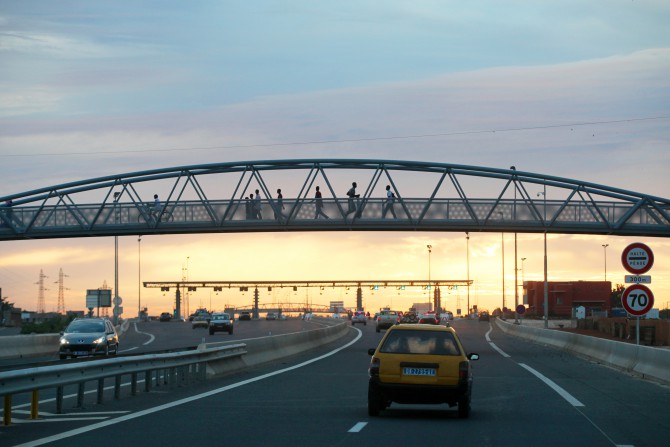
xmin=348 ymin=422 xmax=368 ymax=433
xmin=12 ymin=327 xmax=363 ymax=447
xmin=518 ymin=363 xmax=584 ymax=407
xmin=133 ymin=322 xmax=156 ymax=345
xmin=118 ymin=346 xmax=138 ymax=353
xmin=11 ymin=417 xmax=111 ymax=424
xmin=488 ymin=342 xmax=511 ymax=358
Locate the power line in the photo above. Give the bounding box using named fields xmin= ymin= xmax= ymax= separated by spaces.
xmin=1 ymin=115 xmax=668 ymax=158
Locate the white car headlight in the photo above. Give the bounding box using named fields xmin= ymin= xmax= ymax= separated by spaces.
xmin=60 ymin=338 xmax=69 ymax=345
xmin=93 ymin=336 xmax=106 ymax=344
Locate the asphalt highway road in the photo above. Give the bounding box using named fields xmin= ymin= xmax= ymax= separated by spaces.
xmin=2 ymin=318 xmax=669 ymax=447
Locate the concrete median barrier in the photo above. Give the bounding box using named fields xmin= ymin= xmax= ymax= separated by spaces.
xmin=495 ymin=319 xmax=670 ymax=384
xmin=200 ymin=319 xmax=351 ymax=376
xmin=0 ymin=334 xmax=59 ymax=359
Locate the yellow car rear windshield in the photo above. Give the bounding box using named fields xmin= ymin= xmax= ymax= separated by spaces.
xmin=380 ymin=329 xmax=461 ymax=356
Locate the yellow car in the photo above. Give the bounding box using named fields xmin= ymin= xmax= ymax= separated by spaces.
xmin=367 ymin=324 xmax=479 ymax=418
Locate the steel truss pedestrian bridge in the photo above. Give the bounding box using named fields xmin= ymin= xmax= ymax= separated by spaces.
xmin=1 ymin=159 xmax=669 ymax=240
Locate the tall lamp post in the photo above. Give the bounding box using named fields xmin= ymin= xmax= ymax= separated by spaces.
xmin=138 ymin=235 xmax=142 ymax=319
xmin=510 ymin=166 xmax=518 ymax=321
xmin=602 ymin=244 xmax=609 ymax=281
xmin=427 ymin=245 xmax=432 ymax=307
xmin=521 ymin=257 xmax=527 ymax=299
xmin=466 ymin=233 xmax=470 ymax=317
xmin=497 ymin=212 xmax=505 ymax=318
xmin=537 ymin=188 xmax=549 ymax=329
xmin=113 ymin=192 xmax=120 ymax=325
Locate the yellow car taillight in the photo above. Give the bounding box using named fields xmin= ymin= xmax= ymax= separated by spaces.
xmin=369 ymin=357 xmax=380 ymax=377
xmin=459 ymin=361 xmax=469 ymax=381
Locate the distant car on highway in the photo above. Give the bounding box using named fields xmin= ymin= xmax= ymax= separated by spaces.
xmin=418 ymin=314 xmax=440 ymax=325
xmin=159 ymin=312 xmax=172 ymax=322
xmin=238 ymin=311 xmax=252 ymax=321
xmin=441 ymin=311 xmax=454 ymax=321
xmin=399 ymin=310 xmax=418 ymax=324
xmin=59 ymin=317 xmax=119 ymax=360
xmin=191 ymin=315 xmax=209 ymax=329
xmin=351 ymin=310 xmax=367 ymax=326
xmin=367 ymin=324 xmax=479 ymax=418
xmin=209 ymin=312 xmax=234 ymax=335
xmin=478 ymin=311 xmax=490 ymax=322
xmin=376 ymin=310 xmax=400 ymax=332
xmin=266 ymin=312 xmax=277 ymax=320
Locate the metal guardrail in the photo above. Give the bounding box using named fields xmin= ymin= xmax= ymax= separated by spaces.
xmin=0 ymin=343 xmax=246 ymax=426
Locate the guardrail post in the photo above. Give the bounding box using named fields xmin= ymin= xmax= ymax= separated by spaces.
xmin=30 ymin=390 xmax=39 ymax=419
xmin=3 ymin=395 xmax=11 ymax=426
xmin=114 ymin=375 xmax=121 ymax=399
xmin=77 ymin=382 xmax=85 ymax=407
xmin=145 ymin=370 xmax=152 ymax=392
xmin=56 ymin=386 xmax=64 ymax=414
xmin=97 ymin=378 xmax=104 ymax=404
xmin=131 ymin=372 xmax=138 ymax=396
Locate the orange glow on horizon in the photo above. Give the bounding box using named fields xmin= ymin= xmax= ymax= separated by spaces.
xmin=3 ymin=232 xmax=667 ymax=318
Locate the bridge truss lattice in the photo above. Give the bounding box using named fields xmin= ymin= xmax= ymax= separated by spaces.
xmin=1 ymin=159 xmax=669 ymax=240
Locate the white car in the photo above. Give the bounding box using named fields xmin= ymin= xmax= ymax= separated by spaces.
xmin=441 ymin=311 xmax=454 ymax=322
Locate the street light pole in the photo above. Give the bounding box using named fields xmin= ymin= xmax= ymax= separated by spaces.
xmin=497 ymin=211 xmax=505 ymax=318
xmin=602 ymin=244 xmax=609 ymax=281
xmin=502 ymin=231 xmax=505 ymax=318
xmin=427 ymin=245 xmax=432 ymax=308
xmin=544 ymin=232 xmax=549 ymax=328
xmin=138 ymin=235 xmax=142 ymax=319
xmin=113 ymin=192 xmax=120 ymax=325
xmin=511 ymin=166 xmax=518 ymax=321
xmin=466 ymin=233 xmax=470 ymax=317
xmin=521 ymin=257 xmax=527 ymax=299
xmin=537 ymin=188 xmax=548 ymax=328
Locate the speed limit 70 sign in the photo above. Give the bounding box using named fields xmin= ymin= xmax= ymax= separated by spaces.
xmin=621 ymin=284 xmax=655 ymax=316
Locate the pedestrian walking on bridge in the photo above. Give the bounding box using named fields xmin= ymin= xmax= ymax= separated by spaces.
xmin=346 ymin=182 xmax=360 ymax=218
xmin=382 ymin=185 xmax=397 ymax=218
xmin=314 ymin=186 xmax=329 ymax=219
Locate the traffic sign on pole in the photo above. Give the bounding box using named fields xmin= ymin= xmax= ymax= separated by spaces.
xmin=621 ymin=284 xmax=655 ymax=316
xmin=621 ymin=243 xmax=654 ymax=275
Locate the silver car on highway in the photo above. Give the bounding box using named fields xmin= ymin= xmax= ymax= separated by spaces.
xmin=58 ymin=317 xmax=119 ymax=360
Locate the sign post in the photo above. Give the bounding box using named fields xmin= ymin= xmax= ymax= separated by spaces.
xmin=621 ymin=285 xmax=655 ymax=345
xmin=621 ymin=243 xmax=655 ymax=345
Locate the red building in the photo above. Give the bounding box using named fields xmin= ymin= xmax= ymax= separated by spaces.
xmin=524 ymin=280 xmax=611 ymax=317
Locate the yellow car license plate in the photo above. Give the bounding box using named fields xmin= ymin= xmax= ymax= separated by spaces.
xmin=403 ymin=367 xmax=436 ymax=376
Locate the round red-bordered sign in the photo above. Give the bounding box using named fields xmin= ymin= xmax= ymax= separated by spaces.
xmin=621 ymin=284 xmax=654 ymax=316
xmin=621 ymin=243 xmax=654 ymax=275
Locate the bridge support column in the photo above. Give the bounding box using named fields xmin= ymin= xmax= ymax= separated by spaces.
xmin=434 ymin=287 xmax=441 ymax=313
xmin=356 ymin=287 xmax=363 ymax=310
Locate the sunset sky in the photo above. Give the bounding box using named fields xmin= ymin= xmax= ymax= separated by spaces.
xmin=1 ymin=1 xmax=669 ymax=317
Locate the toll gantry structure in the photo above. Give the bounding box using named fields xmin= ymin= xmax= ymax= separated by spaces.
xmin=143 ymin=280 xmax=472 ymax=320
